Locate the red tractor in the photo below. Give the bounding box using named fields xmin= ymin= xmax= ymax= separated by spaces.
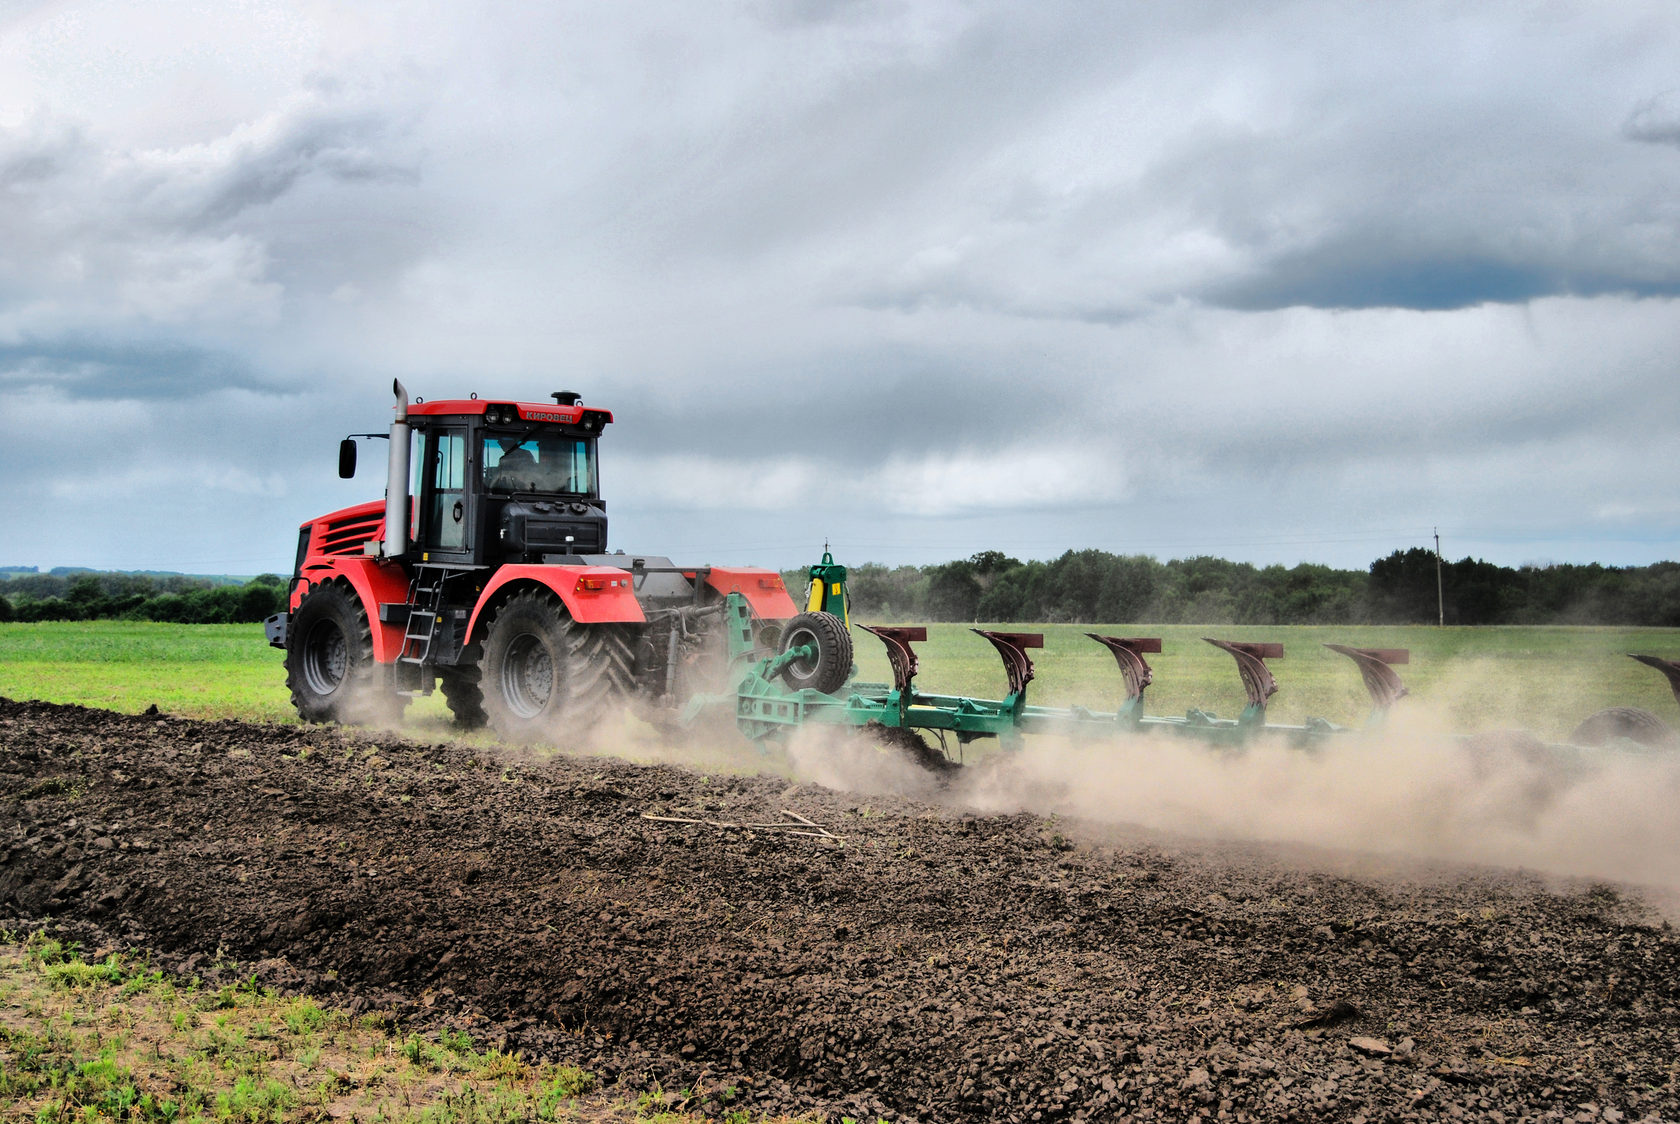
xmin=265 ymin=381 xmax=803 ymax=739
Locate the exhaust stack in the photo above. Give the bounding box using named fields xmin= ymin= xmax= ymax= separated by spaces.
xmin=385 ymin=379 xmax=410 ymax=559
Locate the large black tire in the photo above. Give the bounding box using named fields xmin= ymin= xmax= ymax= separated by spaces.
xmin=439 ymin=653 xmax=488 ymax=730
xmin=1569 ymin=706 xmax=1676 ymax=749
xmin=777 ymin=611 xmax=853 ymax=695
xmin=285 ymin=579 xmax=394 ymax=725
xmin=479 ymin=590 xmax=636 ymax=744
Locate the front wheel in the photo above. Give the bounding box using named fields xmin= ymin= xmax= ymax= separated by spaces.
xmin=285 ymin=579 xmax=393 ymax=724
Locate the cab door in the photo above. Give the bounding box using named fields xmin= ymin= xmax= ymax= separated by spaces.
xmin=416 ymin=425 xmax=475 ymax=563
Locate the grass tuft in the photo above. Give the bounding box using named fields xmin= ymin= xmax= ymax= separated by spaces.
xmin=0 ymin=936 xmax=822 ymax=1124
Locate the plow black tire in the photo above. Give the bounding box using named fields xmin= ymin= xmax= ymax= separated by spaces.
xmin=285 ymin=579 xmax=395 ymax=725
xmin=866 ymin=722 xmax=960 ymax=776
xmin=1569 ymin=706 xmax=1676 ymax=749
xmin=777 ymin=611 xmax=852 ymax=695
xmin=480 ymin=591 xmax=635 ymax=744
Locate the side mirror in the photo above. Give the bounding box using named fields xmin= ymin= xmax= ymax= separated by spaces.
xmin=338 ymin=439 xmax=358 ymax=479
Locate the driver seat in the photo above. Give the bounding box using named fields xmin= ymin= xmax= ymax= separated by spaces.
xmin=490 ymin=447 xmax=538 ymax=491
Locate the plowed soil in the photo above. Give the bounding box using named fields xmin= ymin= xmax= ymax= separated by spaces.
xmin=3 ymin=697 xmax=1678 ymax=1122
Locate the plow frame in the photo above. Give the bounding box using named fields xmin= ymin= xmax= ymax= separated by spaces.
xmin=710 ymin=593 xmax=1418 ymax=751
xmin=698 ymin=566 xmax=1680 ymax=758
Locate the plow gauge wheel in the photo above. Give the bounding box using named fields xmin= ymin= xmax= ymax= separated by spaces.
xmin=777 ymin=612 xmax=853 ymax=695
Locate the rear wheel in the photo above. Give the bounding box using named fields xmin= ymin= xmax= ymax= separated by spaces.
xmin=776 ymin=611 xmax=852 ymax=695
xmin=285 ymin=579 xmax=393 ymax=724
xmin=440 ymin=653 xmax=487 ymax=730
xmin=1569 ymin=706 xmax=1676 ymax=749
xmin=479 ymin=591 xmax=635 ymax=743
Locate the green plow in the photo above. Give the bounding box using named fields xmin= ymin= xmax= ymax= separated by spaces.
xmin=696 ymin=553 xmax=1419 ymax=757
xmin=690 ymin=553 xmax=1680 ymax=763
xmin=728 ymin=614 xmax=1408 ymax=753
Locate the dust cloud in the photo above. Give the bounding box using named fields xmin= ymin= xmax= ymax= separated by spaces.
xmin=483 ymin=692 xmax=1680 ymax=892
xmin=963 ymin=723 xmax=1678 ymax=886
xmin=768 ymin=702 xmax=1680 ymax=891
xmin=780 ymin=723 xmax=950 ymax=802
xmin=580 ymin=706 xmax=790 ymax=778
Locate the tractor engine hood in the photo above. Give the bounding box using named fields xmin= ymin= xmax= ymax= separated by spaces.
xmin=498 ymin=497 xmax=607 ymax=559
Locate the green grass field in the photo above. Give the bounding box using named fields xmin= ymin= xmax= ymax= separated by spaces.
xmin=0 ymin=622 xmax=454 ymax=729
xmin=2 ymin=619 xmax=1677 ymax=743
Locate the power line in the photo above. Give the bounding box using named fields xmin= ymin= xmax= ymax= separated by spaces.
xmin=1434 ymin=527 xmax=1444 ymax=628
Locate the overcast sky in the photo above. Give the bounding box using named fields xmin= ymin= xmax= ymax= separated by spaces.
xmin=2 ymin=0 xmax=1677 ymax=576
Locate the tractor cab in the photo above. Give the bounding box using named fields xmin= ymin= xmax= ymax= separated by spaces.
xmin=342 ymin=388 xmax=613 ymax=569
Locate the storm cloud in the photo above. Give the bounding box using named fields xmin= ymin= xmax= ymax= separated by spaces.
xmin=0 ymin=0 xmax=1676 ymax=574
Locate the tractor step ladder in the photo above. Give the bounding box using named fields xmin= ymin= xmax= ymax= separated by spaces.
xmin=395 ymin=572 xmax=448 ymax=695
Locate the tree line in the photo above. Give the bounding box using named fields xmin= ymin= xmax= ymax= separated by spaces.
xmin=0 ymin=572 xmax=287 ymax=624
xmin=808 ymin=548 xmax=1680 ymax=626
xmin=5 ymin=548 xmax=1677 ymax=627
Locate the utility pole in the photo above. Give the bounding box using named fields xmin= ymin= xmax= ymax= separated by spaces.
xmin=1434 ymin=527 xmax=1444 ymax=627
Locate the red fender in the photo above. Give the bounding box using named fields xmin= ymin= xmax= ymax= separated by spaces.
xmin=293 ymin=556 xmax=412 ymax=662
xmin=466 ymin=564 xmax=646 ymax=642
xmin=705 ymin=567 xmax=798 ymax=620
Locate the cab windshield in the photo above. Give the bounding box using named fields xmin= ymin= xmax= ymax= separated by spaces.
xmin=482 ymin=431 xmax=597 ymax=496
